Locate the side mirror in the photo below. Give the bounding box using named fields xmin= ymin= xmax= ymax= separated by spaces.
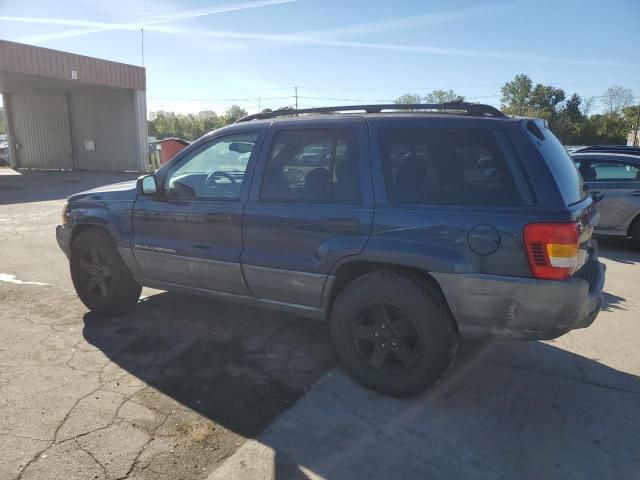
xmin=137 ymin=174 xmax=158 ymax=195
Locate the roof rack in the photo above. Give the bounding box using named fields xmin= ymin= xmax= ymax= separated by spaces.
xmin=235 ymin=102 xmax=507 ymax=123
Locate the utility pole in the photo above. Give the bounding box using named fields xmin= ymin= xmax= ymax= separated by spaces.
xmin=141 ymin=28 xmax=145 ymax=67
xmin=294 ymin=86 xmax=298 ymax=109
xmin=258 ymin=97 xmax=261 ymax=112
xmin=634 ymin=105 xmax=640 ymax=146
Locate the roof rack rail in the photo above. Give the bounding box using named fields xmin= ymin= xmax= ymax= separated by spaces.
xmin=235 ymin=102 xmax=506 ymax=123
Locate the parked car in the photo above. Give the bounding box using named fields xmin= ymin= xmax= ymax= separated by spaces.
xmin=572 ymin=145 xmax=640 ymax=156
xmin=57 ymin=103 xmax=605 ymax=397
xmin=572 ymin=152 xmax=640 ymax=246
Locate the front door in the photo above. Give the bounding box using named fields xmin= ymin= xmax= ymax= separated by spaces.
xmin=242 ymin=120 xmax=374 ymax=307
xmin=132 ymin=131 xmax=261 ymax=294
xmin=584 ymin=160 xmax=640 ymax=231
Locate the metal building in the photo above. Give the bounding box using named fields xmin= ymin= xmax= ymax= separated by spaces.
xmin=0 ymin=40 xmax=147 ymax=171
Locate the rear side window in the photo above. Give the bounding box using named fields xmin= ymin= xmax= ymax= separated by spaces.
xmin=380 ymin=127 xmax=522 ymax=205
xmin=528 ymin=121 xmax=587 ymax=205
xmin=261 ymin=129 xmax=361 ymax=203
xmin=590 ymin=162 xmax=640 ymax=181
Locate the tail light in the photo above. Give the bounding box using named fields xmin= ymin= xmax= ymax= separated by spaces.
xmin=523 ymin=223 xmax=580 ymax=280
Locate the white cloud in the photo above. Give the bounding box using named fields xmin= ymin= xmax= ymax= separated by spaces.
xmin=5 ymin=0 xmax=300 ymax=44
xmin=3 ymin=2 xmax=638 ymax=69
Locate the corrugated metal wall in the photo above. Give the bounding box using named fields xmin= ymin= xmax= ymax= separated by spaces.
xmin=0 ymin=40 xmax=145 ymax=91
xmin=69 ymin=88 xmax=140 ymax=171
xmin=6 ymin=87 xmax=147 ymax=171
xmin=8 ymin=92 xmax=73 ymax=169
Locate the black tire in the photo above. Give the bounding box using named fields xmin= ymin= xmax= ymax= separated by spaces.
xmin=631 ymin=221 xmax=640 ymax=249
xmin=329 ymin=270 xmax=458 ymax=397
xmin=70 ymin=229 xmax=142 ymax=315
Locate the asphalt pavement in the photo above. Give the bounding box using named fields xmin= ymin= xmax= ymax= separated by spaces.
xmin=1 ymin=168 xmax=638 ymax=480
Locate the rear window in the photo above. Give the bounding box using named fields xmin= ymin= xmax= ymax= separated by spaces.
xmin=528 ymin=121 xmax=587 ymax=205
xmin=380 ymin=127 xmax=522 ymax=205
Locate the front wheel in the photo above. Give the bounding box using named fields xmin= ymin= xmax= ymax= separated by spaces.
xmin=70 ymin=229 xmax=142 ymax=315
xmin=329 ymin=270 xmax=458 ymax=397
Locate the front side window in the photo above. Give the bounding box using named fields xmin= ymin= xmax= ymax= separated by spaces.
xmin=261 ymin=129 xmax=361 ymax=203
xmin=380 ymin=127 xmax=521 ymax=205
xmin=590 ymin=162 xmax=640 ymax=182
xmin=165 ymin=132 xmax=258 ymax=199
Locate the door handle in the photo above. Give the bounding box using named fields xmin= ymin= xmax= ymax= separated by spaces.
xmin=591 ymin=191 xmax=604 ymax=203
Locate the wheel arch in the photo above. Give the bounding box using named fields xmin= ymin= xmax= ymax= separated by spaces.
xmin=626 ymin=211 xmax=640 ymax=237
xmin=71 ymin=222 xmax=114 ymax=246
xmin=325 ymin=260 xmax=458 ymax=333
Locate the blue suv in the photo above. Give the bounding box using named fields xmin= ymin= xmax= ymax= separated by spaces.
xmin=57 ymin=103 xmax=605 ymax=396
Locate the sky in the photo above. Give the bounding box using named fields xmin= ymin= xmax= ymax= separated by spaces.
xmin=1 ymin=0 xmax=639 ymax=115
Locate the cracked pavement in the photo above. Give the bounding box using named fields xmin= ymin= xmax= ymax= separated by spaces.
xmin=1 ymin=169 xmax=640 ymax=480
xmin=0 ymin=171 xmax=333 ymax=480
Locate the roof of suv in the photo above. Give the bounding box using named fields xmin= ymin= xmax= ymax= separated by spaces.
xmin=235 ymin=103 xmax=512 ymax=124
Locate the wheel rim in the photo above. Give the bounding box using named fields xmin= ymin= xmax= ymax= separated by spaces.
xmin=77 ymin=247 xmax=112 ymax=300
xmin=351 ymin=304 xmax=422 ymax=371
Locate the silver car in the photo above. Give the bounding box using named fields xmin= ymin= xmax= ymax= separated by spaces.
xmin=572 ymin=152 xmax=640 ymax=247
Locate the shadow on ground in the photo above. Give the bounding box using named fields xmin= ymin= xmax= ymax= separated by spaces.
xmin=260 ymin=340 xmax=640 ymax=480
xmin=596 ymin=235 xmax=640 ymax=265
xmin=0 ymin=169 xmax=139 ymax=205
xmin=83 ymin=292 xmax=335 ymax=439
xmin=83 ymin=290 xmax=640 ymax=480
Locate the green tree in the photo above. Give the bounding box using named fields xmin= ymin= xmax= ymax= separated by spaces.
xmin=423 ymin=89 xmax=464 ymax=104
xmin=500 ymin=74 xmax=533 ymax=114
xmin=224 ymin=105 xmax=249 ymax=124
xmin=563 ymin=94 xmax=583 ymax=123
xmin=529 ymin=84 xmax=566 ymax=115
xmin=394 ymin=94 xmax=422 ymax=104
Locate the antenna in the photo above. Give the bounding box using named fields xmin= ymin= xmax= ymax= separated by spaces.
xmin=141 ymin=28 xmax=145 ymax=67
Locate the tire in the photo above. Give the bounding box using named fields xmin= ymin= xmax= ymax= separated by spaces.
xmin=70 ymin=229 xmax=142 ymax=315
xmin=329 ymin=270 xmax=458 ymax=397
xmin=631 ymin=221 xmax=640 ymax=249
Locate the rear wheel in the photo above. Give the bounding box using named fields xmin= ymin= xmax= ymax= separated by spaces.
xmin=70 ymin=229 xmax=141 ymax=315
xmin=631 ymin=221 xmax=640 ymax=249
xmin=329 ymin=270 xmax=458 ymax=397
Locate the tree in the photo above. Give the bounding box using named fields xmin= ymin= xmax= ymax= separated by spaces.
xmin=529 ymin=84 xmax=566 ymax=115
xmin=423 ymin=89 xmax=464 ymax=104
xmin=602 ymin=86 xmax=634 ymax=115
xmin=394 ymin=94 xmax=422 ymax=104
xmin=224 ymin=105 xmax=248 ymax=124
xmin=500 ymin=74 xmax=533 ymax=114
xmin=580 ymin=96 xmax=595 ymax=117
xmin=563 ymin=94 xmax=583 ymax=123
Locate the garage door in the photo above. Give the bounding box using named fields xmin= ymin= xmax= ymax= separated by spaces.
xmin=9 ymin=92 xmax=73 ymax=169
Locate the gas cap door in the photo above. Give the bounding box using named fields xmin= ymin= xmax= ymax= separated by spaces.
xmin=467 ymin=224 xmax=501 ymax=255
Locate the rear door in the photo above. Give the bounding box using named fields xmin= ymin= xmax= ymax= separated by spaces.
xmin=242 ymin=118 xmax=373 ymax=307
xmin=584 ymin=159 xmax=640 ymax=231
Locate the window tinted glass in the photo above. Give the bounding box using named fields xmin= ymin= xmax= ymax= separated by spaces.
xmin=530 ymin=124 xmax=586 ymax=205
xmin=380 ymin=127 xmax=521 ymax=205
xmin=591 ymin=162 xmax=639 ymax=181
xmin=261 ymin=129 xmax=361 ymax=203
xmin=165 ymin=133 xmax=257 ymax=199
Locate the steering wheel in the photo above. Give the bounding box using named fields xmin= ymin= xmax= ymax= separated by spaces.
xmin=205 ymin=171 xmax=237 ymax=191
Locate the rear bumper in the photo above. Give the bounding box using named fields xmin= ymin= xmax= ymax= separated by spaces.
xmin=433 ymin=250 xmax=605 ymax=340
xmin=56 ymin=224 xmax=72 ymax=258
